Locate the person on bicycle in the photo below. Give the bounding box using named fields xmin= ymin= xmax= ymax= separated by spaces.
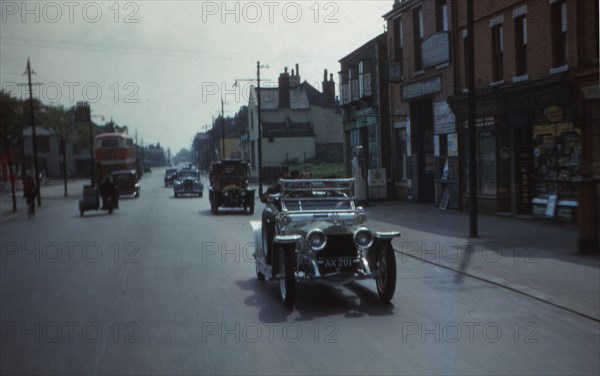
xmin=23 ymin=175 xmax=36 ymax=217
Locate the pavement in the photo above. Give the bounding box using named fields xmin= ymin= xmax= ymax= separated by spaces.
xmin=2 ymin=179 xmax=599 ymax=322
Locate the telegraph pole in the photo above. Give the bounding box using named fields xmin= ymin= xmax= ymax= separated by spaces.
xmin=26 ymin=58 xmax=41 ymax=207
xmin=467 ymin=0 xmax=478 ymax=237
xmin=221 ymin=98 xmax=225 ymax=160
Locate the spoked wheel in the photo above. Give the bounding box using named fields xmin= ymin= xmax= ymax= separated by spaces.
xmin=375 ymin=243 xmax=397 ymax=303
xmin=278 ymin=245 xmax=296 ymax=309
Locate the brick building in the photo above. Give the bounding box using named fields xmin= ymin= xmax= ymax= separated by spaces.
xmin=339 ymin=32 xmax=391 ymax=200
xmin=446 ymin=0 xmax=599 ymax=221
xmin=384 ymin=0 xmax=459 ymax=207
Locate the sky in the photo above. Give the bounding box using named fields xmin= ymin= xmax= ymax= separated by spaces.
xmin=1 ymin=0 xmax=392 ymax=153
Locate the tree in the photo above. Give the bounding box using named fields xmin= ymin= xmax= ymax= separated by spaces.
xmin=0 ymin=91 xmax=22 ymax=212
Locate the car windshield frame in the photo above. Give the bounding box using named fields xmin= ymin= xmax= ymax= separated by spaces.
xmin=279 ymin=178 xmax=356 ymax=213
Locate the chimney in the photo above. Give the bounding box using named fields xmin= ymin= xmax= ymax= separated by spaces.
xmin=278 ymin=67 xmax=290 ymax=109
xmin=322 ymin=69 xmax=336 ymax=106
xmin=289 ymin=63 xmax=300 ymax=87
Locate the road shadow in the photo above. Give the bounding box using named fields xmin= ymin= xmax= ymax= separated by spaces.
xmin=198 ymin=209 xmax=252 ymax=217
xmin=235 ymin=277 xmax=395 ymax=324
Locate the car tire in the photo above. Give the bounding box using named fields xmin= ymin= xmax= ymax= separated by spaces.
xmin=261 ymin=217 xmax=273 ymax=265
xmin=375 ymin=243 xmax=397 ymax=303
xmin=174 ymin=193 xmax=178 ymax=198
xmin=80 ymin=210 xmax=83 ymax=217
xmin=211 ymin=203 xmax=218 ymax=215
xmin=248 ymin=201 xmax=254 ymax=215
xmin=256 ymin=259 xmax=265 ymax=281
xmin=278 ymin=245 xmax=296 ymax=309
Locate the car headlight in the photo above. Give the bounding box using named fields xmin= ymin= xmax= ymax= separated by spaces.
xmin=353 ymin=228 xmax=373 ymax=248
xmin=306 ymin=229 xmax=327 ymax=251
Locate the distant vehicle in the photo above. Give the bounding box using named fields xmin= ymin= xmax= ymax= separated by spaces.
xmin=94 ymin=133 xmax=136 ymax=182
xmin=173 ymin=169 xmax=203 ymax=197
xmin=209 ymin=160 xmax=255 ymax=214
xmin=112 ymin=170 xmax=140 ymax=198
xmin=164 ymin=168 xmax=178 ymax=187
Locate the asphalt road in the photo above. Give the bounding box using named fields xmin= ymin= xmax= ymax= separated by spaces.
xmin=1 ymin=170 xmax=599 ymax=375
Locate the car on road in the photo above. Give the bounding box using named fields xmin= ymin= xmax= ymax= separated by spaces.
xmin=164 ymin=168 xmax=178 ymax=187
xmin=173 ymin=168 xmax=203 ymax=197
xmin=112 ymin=170 xmax=140 ymax=198
xmin=208 ymin=159 xmax=255 ymax=214
xmin=253 ymin=178 xmax=400 ymax=309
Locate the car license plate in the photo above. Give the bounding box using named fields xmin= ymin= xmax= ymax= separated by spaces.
xmin=322 ymin=258 xmax=354 ymax=268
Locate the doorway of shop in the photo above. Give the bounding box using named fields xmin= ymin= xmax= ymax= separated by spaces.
xmin=411 ymin=99 xmax=435 ymax=203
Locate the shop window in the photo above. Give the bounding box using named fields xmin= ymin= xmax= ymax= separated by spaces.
xmin=413 ymin=7 xmax=423 ymax=71
xmin=491 ymin=24 xmax=504 ymax=82
xmin=477 ymin=129 xmax=497 ymax=195
xmin=551 ymin=0 xmax=568 ymax=67
xmin=515 ymin=15 xmax=528 ymax=76
xmin=532 ymin=120 xmax=580 ymax=200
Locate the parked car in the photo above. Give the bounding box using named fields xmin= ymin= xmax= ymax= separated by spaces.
xmin=164 ymin=168 xmax=178 ymax=187
xmin=112 ymin=170 xmax=140 ymax=198
xmin=253 ymin=178 xmax=400 ymax=308
xmin=208 ymin=160 xmax=255 ymax=214
xmin=173 ymin=169 xmax=203 ymax=197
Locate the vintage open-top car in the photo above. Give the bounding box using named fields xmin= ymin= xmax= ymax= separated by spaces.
xmin=252 ymin=178 xmax=400 ymax=308
xmin=173 ymin=168 xmax=203 ymax=197
xmin=209 ymin=160 xmax=255 ymax=214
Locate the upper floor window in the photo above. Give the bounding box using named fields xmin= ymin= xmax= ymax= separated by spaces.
xmin=413 ymin=7 xmax=424 ymax=70
xmin=551 ymin=0 xmax=568 ymax=67
xmin=394 ymin=17 xmax=404 ymax=62
xmin=514 ymin=15 xmax=528 ymax=76
xmin=491 ymin=24 xmax=504 ymax=81
xmin=437 ymin=0 xmax=449 ymax=32
xmin=463 ymin=30 xmax=469 ymax=90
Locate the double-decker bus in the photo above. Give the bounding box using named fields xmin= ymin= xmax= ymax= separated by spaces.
xmin=94 ymin=133 xmax=137 ymax=182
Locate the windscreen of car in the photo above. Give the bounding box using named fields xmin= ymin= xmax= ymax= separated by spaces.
xmin=178 ymin=170 xmax=198 ymax=178
xmin=282 ymin=198 xmax=352 ymax=211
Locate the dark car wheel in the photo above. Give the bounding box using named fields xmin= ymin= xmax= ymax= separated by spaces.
xmin=211 ymin=202 xmax=218 ymax=215
xmin=255 ymin=258 xmax=265 ymax=281
xmin=375 ymin=243 xmax=397 ymax=303
xmin=261 ymin=218 xmax=273 ymax=264
xmin=278 ymin=245 xmax=296 ymax=309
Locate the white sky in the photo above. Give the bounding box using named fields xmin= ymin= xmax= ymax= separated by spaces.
xmin=1 ymin=0 xmax=392 ymax=152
